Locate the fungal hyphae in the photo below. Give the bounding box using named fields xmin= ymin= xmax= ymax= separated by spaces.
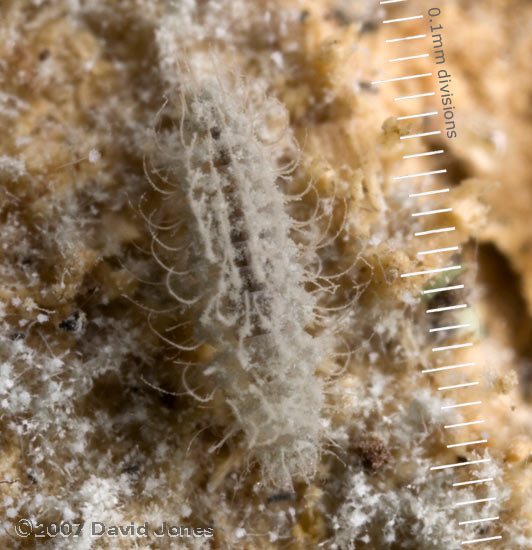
xmin=139 ymin=65 xmax=333 ymax=486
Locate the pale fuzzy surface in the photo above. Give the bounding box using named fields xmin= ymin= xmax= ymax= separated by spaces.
xmin=0 ymin=1 xmax=530 ymax=549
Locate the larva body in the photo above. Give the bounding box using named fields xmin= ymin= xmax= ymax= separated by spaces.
xmin=145 ymin=72 xmax=324 ymax=484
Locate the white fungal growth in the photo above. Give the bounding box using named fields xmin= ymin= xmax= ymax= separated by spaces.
xmin=88 ymin=149 xmax=101 ymax=163
xmin=332 ymin=458 xmax=504 ymax=550
xmin=329 ymin=389 xmax=509 ymax=550
xmin=143 ymin=66 xmax=325 ymax=486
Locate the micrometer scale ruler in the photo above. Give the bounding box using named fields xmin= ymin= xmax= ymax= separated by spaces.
xmin=373 ymin=1 xmax=502 ymax=546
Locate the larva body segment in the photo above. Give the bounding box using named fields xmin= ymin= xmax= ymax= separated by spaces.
xmin=145 ymin=70 xmax=324 ymax=485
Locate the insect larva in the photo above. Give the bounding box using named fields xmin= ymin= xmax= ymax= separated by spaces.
xmin=141 ymin=65 xmax=326 ymax=486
